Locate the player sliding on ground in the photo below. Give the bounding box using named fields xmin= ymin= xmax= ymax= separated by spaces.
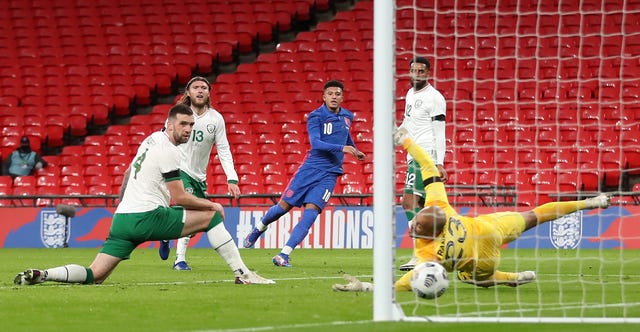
xmin=14 ymin=105 xmax=274 ymax=286
xmin=333 ymin=127 xmax=610 ymax=291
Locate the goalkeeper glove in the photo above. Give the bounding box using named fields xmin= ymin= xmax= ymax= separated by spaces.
xmin=393 ymin=126 xmax=410 ymax=146
xmin=332 ymin=274 xmax=373 ymax=292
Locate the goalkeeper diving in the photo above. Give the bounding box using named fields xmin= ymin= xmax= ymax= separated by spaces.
xmin=333 ymin=127 xmax=610 ymax=291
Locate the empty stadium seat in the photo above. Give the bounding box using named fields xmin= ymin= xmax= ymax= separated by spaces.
xmin=599 ymin=148 xmax=627 ymax=188
xmin=1 ymin=0 xmax=636 ymax=204
xmin=35 ymin=186 xmax=59 ymax=207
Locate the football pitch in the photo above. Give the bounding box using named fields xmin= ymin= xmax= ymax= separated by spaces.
xmin=1 ymin=248 xmax=637 ymax=332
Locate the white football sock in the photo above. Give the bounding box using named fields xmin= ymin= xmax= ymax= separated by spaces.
xmin=256 ymin=222 xmax=268 ymax=232
xmin=281 ymin=246 xmax=293 ymax=256
xmin=46 ymin=264 xmax=88 ymax=283
xmin=206 ymin=223 xmax=249 ymax=276
xmin=175 ymin=236 xmax=189 ymax=263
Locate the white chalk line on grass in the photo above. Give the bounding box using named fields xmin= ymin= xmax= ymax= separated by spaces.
xmin=2 ymin=271 xmax=638 ymax=290
xmin=187 ymin=302 xmax=640 ymax=332
xmin=191 ymin=320 xmax=374 ymax=332
xmin=442 ymin=301 xmax=640 ymax=317
xmin=6 ymin=273 xmax=639 ymax=329
xmin=0 ymin=275 xmax=368 ymax=290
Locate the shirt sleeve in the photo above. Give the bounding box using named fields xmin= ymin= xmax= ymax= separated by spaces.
xmin=158 ymin=144 xmax=181 ymax=181
xmin=433 ymin=94 xmax=447 ymax=165
xmin=35 ymin=154 xmax=48 ymax=167
xmin=345 ymin=114 xmax=358 ymax=149
xmin=212 ymin=115 xmax=239 ymax=183
xmin=433 ymin=120 xmax=446 ymax=165
xmin=346 ymin=132 xmax=357 ymax=149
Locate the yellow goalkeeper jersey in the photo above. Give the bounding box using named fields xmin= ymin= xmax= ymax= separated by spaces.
xmin=396 ymin=181 xmax=525 ymax=290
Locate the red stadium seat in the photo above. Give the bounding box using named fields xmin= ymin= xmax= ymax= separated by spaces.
xmin=35 ymin=186 xmax=59 ymax=207
xmin=340 ymin=172 xmax=362 ymax=185
xmin=36 ymin=175 xmax=60 ymax=188
xmin=84 ymin=184 xmax=110 ymax=205
xmin=83 ymin=144 xmax=108 ymax=157
xmin=599 ymin=148 xmax=627 ymax=188
xmin=339 ymin=183 xmax=369 ymax=205
xmin=264 ymin=174 xmax=288 ymax=187
xmin=13 ymin=175 xmax=36 ymax=188
xmin=58 ymin=184 xmax=86 ymax=206
xmin=86 ymin=175 xmax=112 ymax=188
xmin=0 ymin=175 xmax=13 ymax=189
xmin=12 ymin=185 xmax=37 ymax=206
xmin=556 ymin=171 xmax=580 ymax=192
xmin=84 ymin=164 xmax=109 ymax=177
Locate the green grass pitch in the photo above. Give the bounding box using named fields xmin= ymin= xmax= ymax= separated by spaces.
xmin=1 ymin=248 xmax=638 ymax=332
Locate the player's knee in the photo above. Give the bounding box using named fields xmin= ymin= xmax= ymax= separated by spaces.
xmin=278 ymin=200 xmax=293 ymax=211
xmin=401 ymin=194 xmax=422 ymax=211
xmin=205 ymin=211 xmax=224 ymax=231
xmin=401 ymin=200 xmax=412 ymax=211
xmin=304 ymin=203 xmax=322 ymax=212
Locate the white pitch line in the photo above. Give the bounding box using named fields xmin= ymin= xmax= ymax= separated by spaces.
xmin=0 ymin=275 xmax=372 ymax=290
xmin=191 ymin=319 xmax=374 ymax=332
xmin=441 ymin=301 xmax=640 ymax=317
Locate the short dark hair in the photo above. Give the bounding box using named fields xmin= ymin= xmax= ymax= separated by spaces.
xmin=323 ymin=80 xmax=344 ymax=91
xmin=168 ymin=103 xmax=193 ymax=120
xmin=410 ymin=57 xmax=431 ymax=70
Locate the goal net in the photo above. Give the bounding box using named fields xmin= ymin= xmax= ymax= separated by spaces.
xmin=373 ymin=0 xmax=640 ymax=323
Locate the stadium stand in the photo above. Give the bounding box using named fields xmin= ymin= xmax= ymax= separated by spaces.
xmin=1 ymin=0 xmax=639 ymax=206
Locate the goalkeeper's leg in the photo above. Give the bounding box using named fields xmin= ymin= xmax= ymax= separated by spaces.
xmin=524 ymin=193 xmax=611 ymax=231
xmin=457 ymin=270 xmax=536 ymax=288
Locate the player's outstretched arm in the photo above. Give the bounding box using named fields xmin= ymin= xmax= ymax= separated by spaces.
xmin=167 ymin=180 xmax=222 ymax=213
xmin=118 ymin=166 xmax=131 ymax=203
xmin=394 ymin=128 xmax=441 ymax=181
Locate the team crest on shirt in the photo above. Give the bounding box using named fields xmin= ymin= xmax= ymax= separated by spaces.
xmin=415 ymin=100 xmax=423 ymax=108
xmin=206 ymin=124 xmax=215 ymax=134
xmin=549 ymin=211 xmax=582 ymax=249
xmin=40 ymin=210 xmax=69 ymax=248
xmin=343 ymin=117 xmax=351 ymax=127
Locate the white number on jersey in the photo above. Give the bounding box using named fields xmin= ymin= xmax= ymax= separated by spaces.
xmin=323 ymin=122 xmax=333 ymax=135
xmin=405 ymin=172 xmax=416 ymax=187
xmin=322 ymin=189 xmax=331 ymax=202
xmin=192 ymin=130 xmax=204 ymax=142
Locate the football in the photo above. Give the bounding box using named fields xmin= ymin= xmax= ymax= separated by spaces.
xmin=410 ymin=261 xmax=449 ymax=299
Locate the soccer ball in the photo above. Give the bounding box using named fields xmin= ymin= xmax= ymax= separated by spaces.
xmin=410 ymin=261 xmax=449 ymax=299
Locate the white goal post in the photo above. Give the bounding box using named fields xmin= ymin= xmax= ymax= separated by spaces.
xmin=372 ymin=0 xmax=640 ymax=323
xmin=372 ymin=0 xmax=404 ymax=322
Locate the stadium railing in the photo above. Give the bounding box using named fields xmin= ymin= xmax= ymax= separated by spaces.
xmin=0 ymin=184 xmax=526 ymax=208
